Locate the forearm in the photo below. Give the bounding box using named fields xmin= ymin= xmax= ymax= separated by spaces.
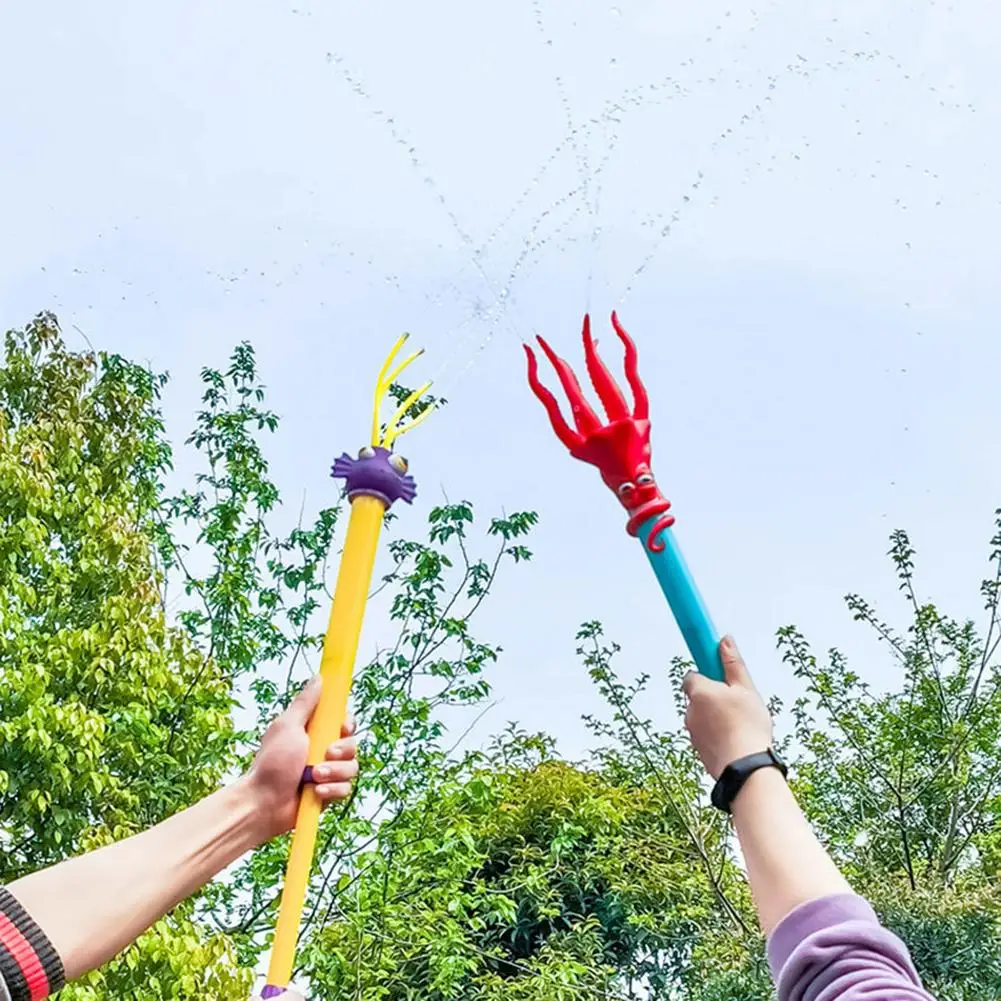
xmin=8 ymin=778 xmax=262 ymax=982
xmin=731 ymin=767 xmax=852 ymax=935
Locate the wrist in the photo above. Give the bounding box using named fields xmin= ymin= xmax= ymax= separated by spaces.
xmin=730 ymin=764 xmax=792 ymax=818
xmin=227 ymin=777 xmax=273 ymax=852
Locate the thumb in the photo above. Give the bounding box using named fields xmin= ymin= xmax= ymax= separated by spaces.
xmin=719 ymin=636 xmax=752 ymax=688
xmin=285 ymin=676 xmax=322 ymax=726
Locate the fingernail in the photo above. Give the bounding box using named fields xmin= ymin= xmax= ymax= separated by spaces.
xmin=295 ymin=676 xmax=320 ymax=699
xmin=316 ymin=782 xmax=349 ymax=798
xmin=721 ymin=635 xmax=737 ymax=655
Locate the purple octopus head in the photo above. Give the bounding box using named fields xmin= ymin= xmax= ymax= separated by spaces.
xmin=331 ymin=446 xmax=417 ymax=508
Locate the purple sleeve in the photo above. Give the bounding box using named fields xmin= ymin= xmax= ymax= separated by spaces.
xmin=767 ymin=894 xmax=936 ymax=1001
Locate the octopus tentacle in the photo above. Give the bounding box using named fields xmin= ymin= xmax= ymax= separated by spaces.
xmin=331 ymin=454 xmax=356 ymax=479
xmin=646 ymin=512 xmax=676 ymax=553
xmin=398 ymin=475 xmax=418 ymax=504
xmin=582 ymin=314 xmax=630 ymax=421
xmin=524 ymin=344 xmax=584 ymax=451
xmin=535 ymin=335 xmax=601 ymax=434
xmin=611 ymin=311 xmax=649 ymax=422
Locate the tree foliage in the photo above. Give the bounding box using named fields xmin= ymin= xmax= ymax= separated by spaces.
xmin=772 ymin=514 xmax=1001 ymax=1000
xmin=298 ymin=527 xmax=1001 ymax=1000
xmin=1 ymin=312 xmax=998 ymax=1000
xmin=0 ymin=313 xmax=248 ymax=998
xmin=298 ymin=731 xmax=749 ymax=1000
xmin=0 ymin=313 xmax=539 ymax=998
xmin=779 ymin=520 xmax=1001 ymax=890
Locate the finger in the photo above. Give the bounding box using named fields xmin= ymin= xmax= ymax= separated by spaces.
xmin=681 ymin=670 xmax=698 ymax=698
xmin=719 ymin=636 xmax=752 ymax=688
xmin=285 ymin=676 xmax=322 ymax=725
xmin=325 ymin=736 xmax=357 ymax=761
xmin=315 ymin=781 xmax=354 ymax=803
xmin=682 ymin=670 xmax=715 ymax=700
xmin=311 ymin=758 xmax=359 ymax=785
xmin=341 ymin=712 xmax=356 ymax=738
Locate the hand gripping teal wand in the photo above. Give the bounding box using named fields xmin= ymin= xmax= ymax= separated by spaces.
xmin=524 ymin=313 xmax=724 ymax=681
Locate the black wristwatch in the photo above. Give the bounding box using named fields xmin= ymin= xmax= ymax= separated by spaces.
xmin=711 ymin=748 xmax=788 ymax=814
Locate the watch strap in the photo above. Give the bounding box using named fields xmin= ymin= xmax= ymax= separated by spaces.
xmin=711 ymin=748 xmax=788 ymax=814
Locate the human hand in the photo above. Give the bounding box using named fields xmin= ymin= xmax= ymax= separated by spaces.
xmin=241 ymin=677 xmax=358 ymax=843
xmin=682 ymin=636 xmax=773 ymax=779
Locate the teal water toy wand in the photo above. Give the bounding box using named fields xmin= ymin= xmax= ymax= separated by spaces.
xmin=524 ymin=313 xmax=724 ymax=681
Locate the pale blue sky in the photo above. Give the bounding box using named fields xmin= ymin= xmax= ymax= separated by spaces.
xmin=2 ymin=0 xmax=999 ymax=756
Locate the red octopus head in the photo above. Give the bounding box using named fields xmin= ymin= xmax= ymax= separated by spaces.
xmin=524 ymin=313 xmax=675 ymax=544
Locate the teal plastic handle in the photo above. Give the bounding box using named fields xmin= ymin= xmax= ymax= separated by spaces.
xmin=637 ymin=518 xmax=724 ymax=682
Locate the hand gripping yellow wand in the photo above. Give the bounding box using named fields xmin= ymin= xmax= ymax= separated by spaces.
xmin=261 ymin=335 xmax=433 ymax=997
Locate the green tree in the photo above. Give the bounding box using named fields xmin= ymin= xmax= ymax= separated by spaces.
xmin=4 ymin=312 xmax=999 ymax=1001
xmin=312 ymin=519 xmax=1001 ymax=1001
xmin=579 ymin=520 xmax=1001 ymax=1001
xmin=579 ymin=521 xmax=1001 ymax=1001
xmin=299 ymin=731 xmax=750 ymax=1000
xmin=296 ymin=625 xmax=759 ymax=1001
xmin=0 ymin=313 xmax=249 ymax=998
xmin=0 ymin=313 xmax=537 ymax=998
xmin=773 ymin=515 xmax=1001 ymax=1000
xmin=637 ymin=516 xmax=1001 ymax=1001
xmin=780 ymin=520 xmax=1001 ymax=889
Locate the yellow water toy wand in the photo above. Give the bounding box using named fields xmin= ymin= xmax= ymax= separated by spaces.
xmin=261 ymin=335 xmax=433 ymax=997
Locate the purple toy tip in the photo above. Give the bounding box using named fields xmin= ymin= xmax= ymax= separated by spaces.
xmin=399 ymin=475 xmax=417 ymax=504
xmin=331 ymin=453 xmax=355 ymax=480
xmin=331 ymin=446 xmax=417 ymax=508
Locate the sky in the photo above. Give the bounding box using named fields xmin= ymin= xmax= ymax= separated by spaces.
xmin=2 ymin=0 xmax=999 ymax=759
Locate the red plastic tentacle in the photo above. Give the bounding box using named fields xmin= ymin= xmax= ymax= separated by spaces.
xmin=535 ymin=335 xmax=601 ymax=434
xmin=524 ymin=344 xmax=584 ymax=452
xmin=610 ymin=311 xmax=649 ymax=421
xmin=646 ymin=512 xmax=676 ymax=553
xmin=582 ymin=314 xmax=630 ymax=421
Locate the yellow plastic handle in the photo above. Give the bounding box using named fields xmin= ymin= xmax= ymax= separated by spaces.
xmin=264 ymin=495 xmax=385 ymax=989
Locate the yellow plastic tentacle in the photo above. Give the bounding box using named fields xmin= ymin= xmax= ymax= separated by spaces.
xmin=375 ymin=332 xmax=409 ymax=389
xmin=383 ymin=348 xmax=425 ymax=394
xmin=371 ymin=334 xmax=410 ymax=446
xmin=383 ymin=381 xmax=432 ymax=448
xmin=386 ymin=382 xmax=431 ymax=432
xmin=374 ymin=352 xmax=424 ymax=446
xmin=386 ymin=403 xmax=436 ymax=442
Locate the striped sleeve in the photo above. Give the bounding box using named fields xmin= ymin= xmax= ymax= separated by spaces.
xmin=0 ymin=887 xmax=65 ymax=1001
